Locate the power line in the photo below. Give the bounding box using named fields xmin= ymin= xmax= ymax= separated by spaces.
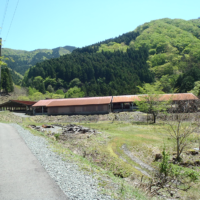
xmin=0 ymin=0 xmax=10 ymax=36
xmin=4 ymin=0 xmax=20 ymax=44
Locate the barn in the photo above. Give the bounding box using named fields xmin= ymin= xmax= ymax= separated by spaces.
xmin=31 ymin=93 xmax=199 ymax=115
xmin=112 ymin=95 xmax=141 ymax=112
xmin=0 ymin=100 xmax=36 ymax=114
xmin=32 ymin=97 xmax=112 ymax=115
xmin=112 ymin=93 xmax=199 ymax=113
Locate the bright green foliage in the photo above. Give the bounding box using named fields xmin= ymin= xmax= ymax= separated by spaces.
xmin=156 ymin=148 xmax=199 ymax=194
xmin=44 ymin=77 xmax=57 ymax=88
xmin=52 ymin=94 xmax=64 ymax=99
xmin=136 ymin=83 xmax=168 ymax=123
xmin=133 ymin=18 xmax=200 ymax=92
xmin=188 ymin=81 xmax=200 ymax=96
xmin=28 ymin=87 xmax=39 ymax=95
xmin=55 ymin=89 xmax=64 ymax=95
xmin=1 ymin=67 xmax=14 ymax=93
xmin=69 ymin=78 xmax=82 ymax=88
xmin=32 ymin=76 xmax=46 ymax=94
xmin=97 ymin=42 xmax=128 ymax=53
xmin=159 ymin=147 xmax=170 ymax=176
xmin=65 ymin=86 xmax=85 ymax=98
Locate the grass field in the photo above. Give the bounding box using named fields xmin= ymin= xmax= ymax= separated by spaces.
xmin=0 ymin=111 xmax=200 ymax=199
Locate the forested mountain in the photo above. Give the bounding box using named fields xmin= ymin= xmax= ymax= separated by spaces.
xmin=2 ymin=45 xmax=76 ymax=75
xmin=22 ymin=18 xmax=200 ymax=96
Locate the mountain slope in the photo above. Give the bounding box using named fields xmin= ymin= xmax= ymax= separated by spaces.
xmin=2 ymin=45 xmax=76 ymax=75
xmin=22 ymin=18 xmax=200 ymax=95
xmin=74 ymin=18 xmax=200 ymax=93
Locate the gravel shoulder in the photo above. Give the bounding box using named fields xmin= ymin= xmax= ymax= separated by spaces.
xmin=10 ymin=123 xmax=112 ymax=200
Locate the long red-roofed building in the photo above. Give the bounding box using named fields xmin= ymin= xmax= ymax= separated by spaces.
xmin=31 ymin=93 xmax=199 ymax=115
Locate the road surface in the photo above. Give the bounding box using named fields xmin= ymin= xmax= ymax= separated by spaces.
xmin=0 ymin=123 xmax=68 ymax=200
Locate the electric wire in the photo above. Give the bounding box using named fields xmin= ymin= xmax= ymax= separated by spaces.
xmin=0 ymin=0 xmax=10 ymax=36
xmin=4 ymin=0 xmax=20 ymax=45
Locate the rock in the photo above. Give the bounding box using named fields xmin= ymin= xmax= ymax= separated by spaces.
xmin=42 ymin=124 xmax=54 ymax=128
xmin=154 ymin=153 xmax=162 ymax=161
xmin=187 ymin=150 xmax=199 ymax=155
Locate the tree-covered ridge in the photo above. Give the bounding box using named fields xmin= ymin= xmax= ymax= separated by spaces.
xmin=22 ymin=18 xmax=200 ymax=95
xmin=84 ymin=18 xmax=200 ymax=93
xmin=2 ymin=45 xmax=76 ymax=75
xmin=22 ymin=47 xmax=154 ymax=96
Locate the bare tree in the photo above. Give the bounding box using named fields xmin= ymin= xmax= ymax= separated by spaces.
xmin=164 ymin=114 xmax=198 ymax=161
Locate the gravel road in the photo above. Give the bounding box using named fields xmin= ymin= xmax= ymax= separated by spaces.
xmin=10 ymin=123 xmax=112 ymax=200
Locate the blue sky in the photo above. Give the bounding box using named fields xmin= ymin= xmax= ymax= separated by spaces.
xmin=0 ymin=0 xmax=199 ymax=51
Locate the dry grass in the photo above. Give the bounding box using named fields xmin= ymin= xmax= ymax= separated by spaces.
xmin=0 ymin=111 xmax=200 ymax=199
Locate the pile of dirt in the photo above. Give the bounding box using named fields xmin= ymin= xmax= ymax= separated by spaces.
xmin=60 ymin=124 xmax=97 ymax=135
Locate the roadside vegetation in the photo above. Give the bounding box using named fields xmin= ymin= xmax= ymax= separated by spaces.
xmin=0 ymin=111 xmax=200 ymax=199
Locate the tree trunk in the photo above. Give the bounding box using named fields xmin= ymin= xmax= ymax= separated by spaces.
xmin=153 ymin=114 xmax=156 ymax=123
xmin=177 ymin=137 xmax=180 ymax=161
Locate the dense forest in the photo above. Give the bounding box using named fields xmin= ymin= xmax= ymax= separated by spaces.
xmin=22 ymin=47 xmax=153 ymax=96
xmin=0 ymin=67 xmax=14 ymax=93
xmin=21 ymin=18 xmax=200 ymax=96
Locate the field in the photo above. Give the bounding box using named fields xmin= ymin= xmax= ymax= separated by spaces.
xmin=0 ymin=111 xmax=200 ymax=199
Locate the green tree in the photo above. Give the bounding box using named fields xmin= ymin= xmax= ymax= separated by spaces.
xmin=28 ymin=87 xmax=39 ymax=95
xmin=65 ymin=86 xmax=85 ymax=98
xmin=32 ymin=76 xmax=45 ymax=94
xmin=43 ymin=77 xmax=57 ymax=88
xmin=69 ymin=78 xmax=82 ymax=88
xmin=47 ymin=85 xmax=54 ymax=93
xmin=55 ymin=89 xmax=64 ymax=95
xmin=135 ymin=83 xmax=168 ymax=123
xmin=1 ymin=67 xmax=14 ymax=93
xmin=188 ymin=81 xmax=200 ymax=96
xmin=148 ymin=147 xmax=199 ymax=197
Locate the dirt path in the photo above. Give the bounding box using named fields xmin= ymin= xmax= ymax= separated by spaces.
xmin=122 ymin=144 xmax=154 ymax=177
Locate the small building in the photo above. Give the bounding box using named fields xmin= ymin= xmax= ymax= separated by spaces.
xmin=112 ymin=93 xmax=199 ymax=113
xmin=32 ymin=97 xmax=112 ymax=115
xmin=31 ymin=99 xmax=54 ymax=115
xmin=159 ymin=93 xmax=199 ymax=113
xmin=0 ymin=100 xmax=36 ymax=113
xmin=112 ymin=95 xmax=141 ymax=112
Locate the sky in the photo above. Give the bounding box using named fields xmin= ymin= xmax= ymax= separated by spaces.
xmin=0 ymin=0 xmax=200 ymax=51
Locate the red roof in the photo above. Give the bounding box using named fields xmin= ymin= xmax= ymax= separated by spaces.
xmin=158 ymin=93 xmax=198 ymax=101
xmin=47 ymin=97 xmax=112 ymax=107
xmin=33 ymin=97 xmax=112 ymax=107
xmin=112 ymin=95 xmax=142 ymax=103
xmin=112 ymin=93 xmax=198 ymax=103
xmin=32 ymin=99 xmax=55 ymax=107
xmin=10 ymin=100 xmax=37 ymax=106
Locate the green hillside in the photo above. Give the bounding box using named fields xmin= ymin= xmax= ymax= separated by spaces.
xmin=22 ymin=18 xmax=200 ymax=96
xmin=2 ymin=45 xmax=76 ymax=75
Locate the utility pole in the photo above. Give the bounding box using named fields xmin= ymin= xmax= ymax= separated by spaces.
xmin=0 ymin=37 xmax=1 ymax=94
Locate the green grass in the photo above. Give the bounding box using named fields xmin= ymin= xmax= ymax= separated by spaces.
xmin=1 ymin=111 xmax=199 ymax=199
